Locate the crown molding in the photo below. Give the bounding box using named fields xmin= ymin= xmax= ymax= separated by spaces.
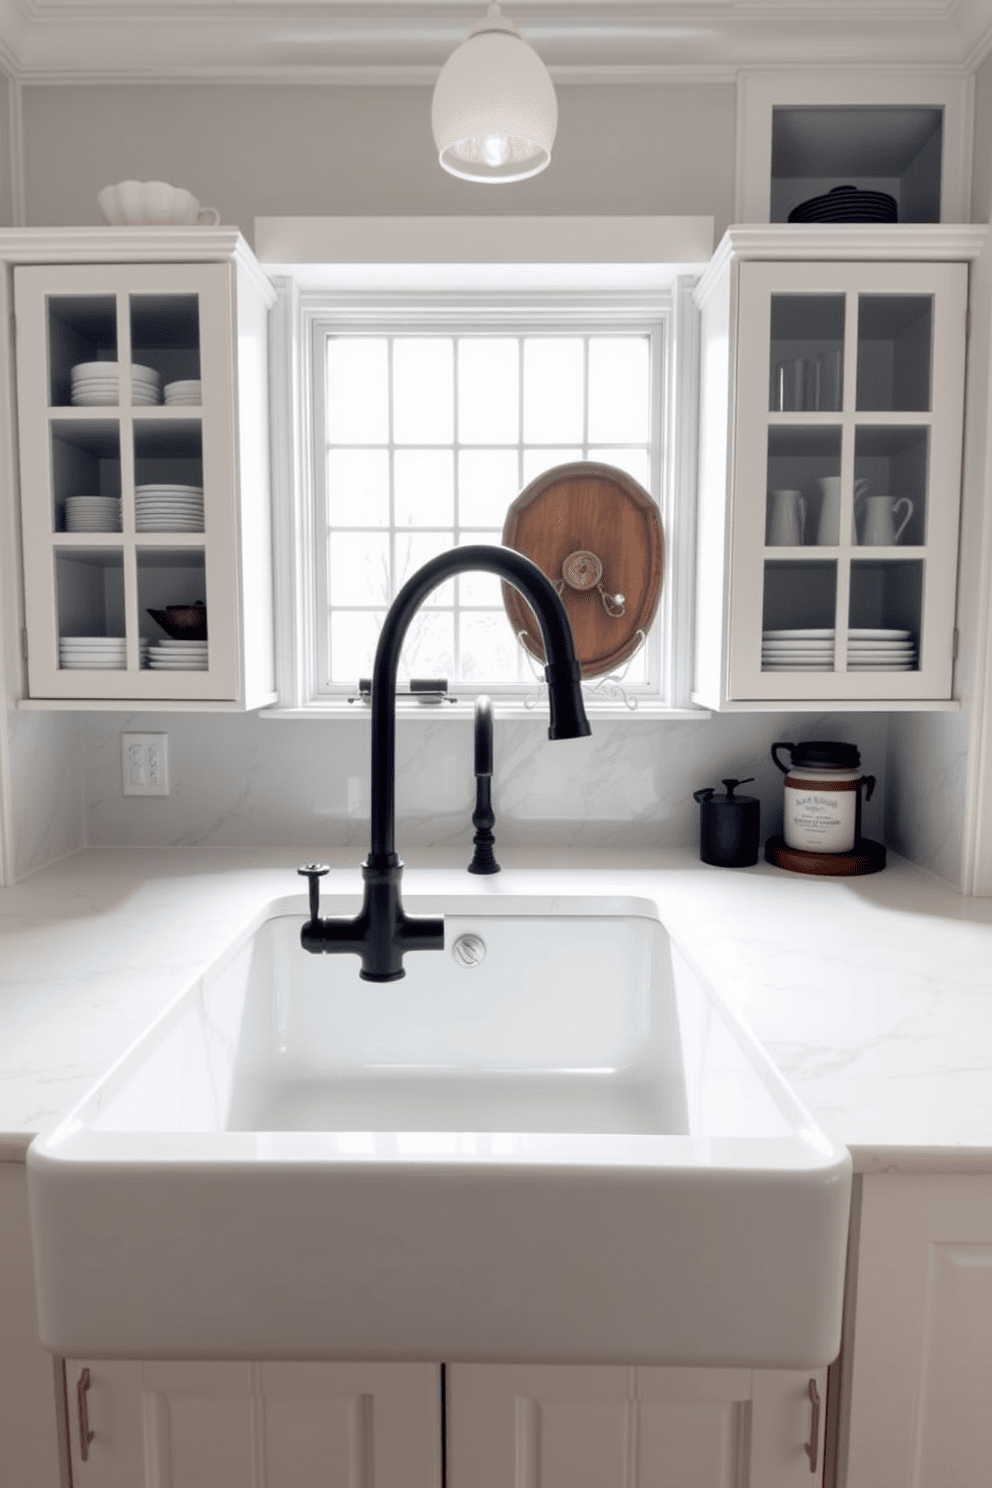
xmin=0 ymin=3 xmax=990 ymax=83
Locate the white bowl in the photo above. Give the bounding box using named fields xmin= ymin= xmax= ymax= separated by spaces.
xmin=97 ymin=181 xmax=220 ymax=228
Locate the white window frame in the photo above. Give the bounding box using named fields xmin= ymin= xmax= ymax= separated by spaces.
xmin=264 ymin=253 xmax=705 ymax=721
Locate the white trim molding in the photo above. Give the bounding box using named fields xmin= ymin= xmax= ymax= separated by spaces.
xmin=264 ymin=216 xmax=713 ymax=719
xmin=2 ymin=3 xmax=992 ymax=83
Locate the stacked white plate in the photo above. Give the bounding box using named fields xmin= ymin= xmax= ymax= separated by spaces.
xmin=64 ymin=495 xmax=122 ymax=532
xmin=164 ymin=379 xmax=201 ymax=406
xmin=762 ymin=629 xmax=836 ymax=671
xmin=134 ymin=483 xmax=204 ymax=532
xmin=147 ymin=640 xmax=208 ymax=672
xmin=847 ymin=628 xmax=917 ymax=671
xmin=70 ymin=362 xmax=161 ymax=407
xmin=59 ymin=637 xmax=149 ymax=670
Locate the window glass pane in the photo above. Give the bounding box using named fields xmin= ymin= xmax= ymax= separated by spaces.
xmin=393 ymin=338 xmax=453 ymax=444
xmin=327 ymin=449 xmax=390 ymax=527
xmin=329 ymin=610 xmax=383 ymax=684
xmin=394 ymin=449 xmax=454 ymax=527
xmin=399 ymin=610 xmax=454 ymax=682
xmin=522 ymin=447 xmax=583 ymax=484
xmin=592 ymin=447 xmax=651 ymax=487
xmin=523 ymin=339 xmax=584 ymax=443
xmin=329 ymin=531 xmax=390 ymax=605
xmin=458 ymin=338 xmax=519 ymax=444
xmin=458 ymin=449 xmax=521 ymax=527
xmin=588 ymin=338 xmax=650 ymax=443
xmin=395 ymin=530 xmax=457 ymax=607
xmin=459 ymin=611 xmax=521 ymax=683
xmin=327 ymin=339 xmax=388 ymax=444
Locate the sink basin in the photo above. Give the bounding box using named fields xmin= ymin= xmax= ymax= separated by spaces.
xmin=28 ymin=892 xmax=851 ymax=1366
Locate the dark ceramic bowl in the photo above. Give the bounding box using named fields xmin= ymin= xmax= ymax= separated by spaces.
xmin=147 ymin=604 xmax=207 ymax=640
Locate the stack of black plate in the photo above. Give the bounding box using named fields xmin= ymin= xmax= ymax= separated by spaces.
xmin=788 ymin=184 xmax=898 ymax=224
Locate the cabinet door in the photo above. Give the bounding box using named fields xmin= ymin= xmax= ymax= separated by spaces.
xmin=844 ymin=1173 xmax=992 ymax=1488
xmin=14 ymin=262 xmax=242 ymax=702
xmin=66 ymin=1358 xmax=441 ymax=1488
xmin=447 ymin=1363 xmax=826 ymax=1488
xmin=727 ymin=258 xmax=967 ymax=703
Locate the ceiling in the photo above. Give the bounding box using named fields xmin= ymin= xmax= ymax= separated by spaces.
xmin=0 ymin=0 xmax=991 ymax=82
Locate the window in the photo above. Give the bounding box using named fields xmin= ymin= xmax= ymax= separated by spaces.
xmin=265 ymin=238 xmax=703 ymax=718
xmin=317 ymin=330 xmax=658 ymax=694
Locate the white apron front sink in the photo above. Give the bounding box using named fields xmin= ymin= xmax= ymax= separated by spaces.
xmin=28 ymin=892 xmax=851 ymax=1366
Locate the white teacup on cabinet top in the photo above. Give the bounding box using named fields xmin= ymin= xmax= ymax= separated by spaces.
xmin=98 ymin=181 xmax=221 ymax=227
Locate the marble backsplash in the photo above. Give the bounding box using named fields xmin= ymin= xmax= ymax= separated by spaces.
xmin=76 ymin=708 xmax=891 ymax=861
xmin=7 ymin=708 xmax=83 ymax=879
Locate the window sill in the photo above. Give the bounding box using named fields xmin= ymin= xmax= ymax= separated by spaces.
xmin=258 ymin=700 xmax=712 ymax=723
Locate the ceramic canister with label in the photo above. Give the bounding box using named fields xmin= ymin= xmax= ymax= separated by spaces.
xmin=771 ymin=740 xmax=875 ymax=854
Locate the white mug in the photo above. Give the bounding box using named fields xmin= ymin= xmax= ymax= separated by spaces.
xmin=767 ymin=489 xmax=806 ymax=547
xmin=816 ymin=476 xmax=868 ymax=546
xmin=859 ymin=495 xmax=914 ymax=546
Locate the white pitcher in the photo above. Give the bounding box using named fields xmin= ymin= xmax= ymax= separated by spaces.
xmin=816 ymin=477 xmax=868 ymax=546
xmin=766 ymin=489 xmax=806 ymax=547
xmin=859 ymin=494 xmax=914 ymax=546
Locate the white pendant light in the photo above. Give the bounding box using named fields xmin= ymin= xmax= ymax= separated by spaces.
xmin=431 ymin=3 xmax=558 ymax=184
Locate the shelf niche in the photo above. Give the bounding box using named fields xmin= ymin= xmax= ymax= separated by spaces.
xmin=770 ymin=106 xmax=944 ymax=225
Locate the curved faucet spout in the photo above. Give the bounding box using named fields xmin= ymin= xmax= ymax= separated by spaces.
xmin=301 ymin=544 xmax=591 ymax=981
xmin=369 ymin=545 xmax=590 ymax=863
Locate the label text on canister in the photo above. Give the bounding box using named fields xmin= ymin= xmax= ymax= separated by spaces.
xmin=783 ymin=776 xmax=858 ymax=853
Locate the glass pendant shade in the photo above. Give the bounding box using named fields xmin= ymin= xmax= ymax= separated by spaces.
xmin=431 ymin=4 xmax=558 ymax=183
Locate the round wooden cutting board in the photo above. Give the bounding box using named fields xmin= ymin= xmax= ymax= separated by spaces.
xmin=501 ymin=462 xmax=664 ymax=678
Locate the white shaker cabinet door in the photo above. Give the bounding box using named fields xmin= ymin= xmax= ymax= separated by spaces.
xmin=66 ymin=1358 xmax=441 ymax=1488
xmin=447 ymin=1363 xmax=826 ymax=1488
xmin=844 ymin=1173 xmax=992 ymax=1488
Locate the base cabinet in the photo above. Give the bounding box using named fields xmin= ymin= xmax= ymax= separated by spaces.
xmin=448 ymin=1364 xmax=827 ymax=1488
xmin=842 ymin=1173 xmax=992 ymax=1488
xmin=63 ymin=1358 xmax=826 ymax=1488
xmin=65 ymin=1359 xmax=442 ymax=1488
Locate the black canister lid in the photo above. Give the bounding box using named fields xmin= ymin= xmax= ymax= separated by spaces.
xmin=693 ymin=777 xmax=757 ymax=805
xmin=774 ymin=740 xmax=861 ymax=770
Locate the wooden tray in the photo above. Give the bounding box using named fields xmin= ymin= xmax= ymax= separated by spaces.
xmin=765 ymin=835 xmax=887 ymax=876
xmin=501 ymin=463 xmax=664 ymax=679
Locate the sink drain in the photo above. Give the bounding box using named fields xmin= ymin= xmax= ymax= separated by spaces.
xmin=451 ymin=933 xmax=486 ymax=968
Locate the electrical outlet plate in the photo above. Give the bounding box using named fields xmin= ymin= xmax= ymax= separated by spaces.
xmin=121 ymin=733 xmax=170 ymax=797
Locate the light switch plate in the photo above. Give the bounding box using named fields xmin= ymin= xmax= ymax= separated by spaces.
xmin=121 ymin=733 xmax=170 ymax=797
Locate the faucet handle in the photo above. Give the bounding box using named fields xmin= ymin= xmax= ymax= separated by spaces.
xmin=297 ymin=863 xmax=329 ymax=921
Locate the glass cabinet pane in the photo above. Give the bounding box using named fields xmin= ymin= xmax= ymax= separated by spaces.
xmin=139 ymin=549 xmax=209 ymax=670
xmin=55 ymin=547 xmax=125 ymax=655
xmin=856 ymin=295 xmax=933 ymax=412
xmin=762 ymin=560 xmax=837 ymax=671
xmin=46 ymin=295 xmax=118 ymax=406
xmin=848 ymin=560 xmax=922 ymax=671
xmin=130 ymin=294 xmax=201 ymax=396
xmin=133 ymin=420 xmax=204 ymax=534
xmin=51 ymin=419 xmax=121 ymax=533
xmin=766 ymin=426 xmax=842 ymax=546
xmin=769 ymin=294 xmax=846 ymax=412
xmin=853 ymin=427 xmax=928 ymax=546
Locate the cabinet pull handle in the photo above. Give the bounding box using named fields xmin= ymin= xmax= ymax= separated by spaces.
xmin=77 ymin=1367 xmax=95 ymax=1462
xmin=804 ymin=1377 xmax=821 ymax=1474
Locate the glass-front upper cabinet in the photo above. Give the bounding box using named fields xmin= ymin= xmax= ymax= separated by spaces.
xmin=9 ymin=242 xmax=275 ymax=708
xmin=693 ymin=236 xmax=974 ymax=708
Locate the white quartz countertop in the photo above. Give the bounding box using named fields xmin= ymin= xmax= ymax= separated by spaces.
xmin=2 ymin=845 xmax=991 ymax=1170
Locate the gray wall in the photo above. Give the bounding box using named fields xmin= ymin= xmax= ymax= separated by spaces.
xmin=20 ymin=81 xmax=737 ymax=242
xmin=0 ymin=73 xmax=12 ymax=228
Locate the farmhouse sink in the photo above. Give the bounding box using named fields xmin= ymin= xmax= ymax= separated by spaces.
xmin=28 ymin=892 xmax=851 ymax=1366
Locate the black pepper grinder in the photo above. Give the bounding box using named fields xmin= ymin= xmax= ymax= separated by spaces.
xmin=692 ymin=778 xmax=761 ymax=867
